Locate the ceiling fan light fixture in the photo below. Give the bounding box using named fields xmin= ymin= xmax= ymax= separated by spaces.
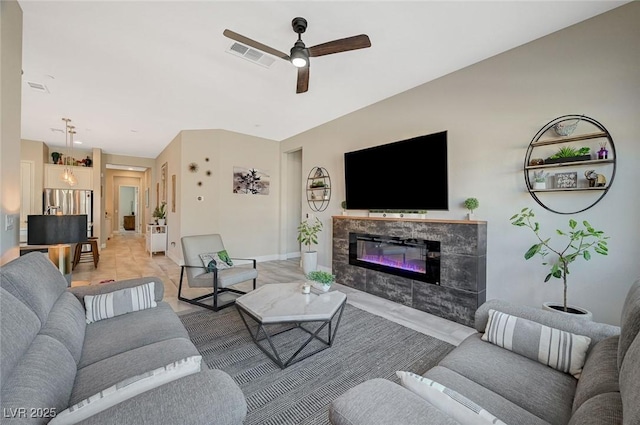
xmin=290 ymin=41 xmax=308 ymax=68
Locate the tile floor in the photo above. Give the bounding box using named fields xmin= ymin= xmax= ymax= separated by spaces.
xmin=72 ymin=232 xmax=476 ymax=345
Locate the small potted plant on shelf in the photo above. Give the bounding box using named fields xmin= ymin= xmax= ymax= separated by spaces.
xmin=306 ymin=270 xmax=335 ymax=292
xmin=545 ymin=146 xmax=591 ymax=164
xmin=297 ymin=217 xmax=323 ymax=275
xmin=310 ymin=180 xmax=327 ymax=188
xmin=153 ymin=202 xmax=167 ymax=225
xmin=463 ymin=198 xmax=479 ymax=220
xmin=532 ymin=171 xmax=549 ymax=190
xmin=510 ymin=207 xmax=609 ymax=319
xmin=341 ymin=200 xmax=348 ymax=215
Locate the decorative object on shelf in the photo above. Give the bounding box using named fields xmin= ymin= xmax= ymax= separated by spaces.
xmin=341 ymin=200 xmax=347 ymax=216
xmin=597 ymin=141 xmax=609 ymax=159
xmin=585 ymin=170 xmax=606 ymax=188
xmin=188 ymin=162 xmax=199 ymax=173
xmin=463 ymin=198 xmax=479 ymax=220
xmin=524 ymin=114 xmax=616 ymax=214
xmin=510 ymin=207 xmax=608 ymax=317
xmin=529 ymin=158 xmax=544 ymax=166
xmin=532 ymin=171 xmax=548 ymax=190
xmin=51 ymin=152 xmax=62 ymax=164
xmin=297 ymin=218 xmax=322 ymax=275
xmin=153 ymin=202 xmax=167 ymax=225
xmin=545 ymin=146 xmax=590 ymax=164
xmin=555 ymin=172 xmax=578 ymax=189
xmin=306 ymin=166 xmax=331 ymax=212
xmin=83 ymin=156 xmax=92 ymax=167
xmin=552 ymin=114 xmax=583 ymax=137
xmin=233 ymin=166 xmax=270 ymax=195
xmin=306 ymin=270 xmax=335 ymax=292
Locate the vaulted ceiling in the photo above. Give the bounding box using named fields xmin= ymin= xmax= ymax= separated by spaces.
xmin=19 ymin=1 xmax=626 ymax=158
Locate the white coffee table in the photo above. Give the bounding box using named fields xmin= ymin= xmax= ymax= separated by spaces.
xmin=235 ymin=282 xmax=347 ymax=368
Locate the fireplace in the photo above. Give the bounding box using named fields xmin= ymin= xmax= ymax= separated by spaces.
xmin=349 ymin=233 xmax=440 ymax=284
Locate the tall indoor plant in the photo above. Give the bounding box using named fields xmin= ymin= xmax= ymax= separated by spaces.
xmin=297 ymin=217 xmax=323 ymax=275
xmin=510 ymin=207 xmax=609 ymax=316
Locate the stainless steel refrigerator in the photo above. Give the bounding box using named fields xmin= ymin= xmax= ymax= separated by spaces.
xmin=44 ymin=189 xmax=93 ymax=237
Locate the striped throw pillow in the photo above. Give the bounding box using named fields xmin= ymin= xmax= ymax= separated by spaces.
xmin=396 ymin=371 xmax=507 ymax=425
xmin=49 ymin=356 xmax=201 ymax=425
xmin=84 ymin=282 xmax=157 ymax=324
xmin=482 ymin=309 xmax=591 ymax=378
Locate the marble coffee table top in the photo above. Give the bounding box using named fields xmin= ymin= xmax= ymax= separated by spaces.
xmin=236 ymin=282 xmax=347 ymax=324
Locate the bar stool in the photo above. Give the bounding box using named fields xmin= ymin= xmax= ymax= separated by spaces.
xmin=73 ymin=237 xmax=100 ymax=269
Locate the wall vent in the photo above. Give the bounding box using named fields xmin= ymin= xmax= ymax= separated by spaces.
xmin=226 ymin=42 xmax=276 ymax=68
xmin=26 ymin=81 xmax=49 ymax=93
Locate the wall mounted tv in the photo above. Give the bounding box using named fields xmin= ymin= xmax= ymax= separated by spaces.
xmin=344 ymin=131 xmax=448 ymax=210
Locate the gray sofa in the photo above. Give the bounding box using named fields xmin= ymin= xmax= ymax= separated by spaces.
xmin=1 ymin=252 xmax=246 ymax=424
xmin=330 ymin=279 xmax=640 ymax=425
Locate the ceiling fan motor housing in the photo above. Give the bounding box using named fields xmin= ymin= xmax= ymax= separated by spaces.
xmin=292 ymin=17 xmax=308 ymax=34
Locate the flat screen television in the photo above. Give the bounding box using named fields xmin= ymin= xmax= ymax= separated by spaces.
xmin=344 ymin=131 xmax=448 ymax=210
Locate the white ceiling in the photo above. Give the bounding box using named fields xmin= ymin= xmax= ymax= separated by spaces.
xmin=19 ymin=1 xmax=626 ymax=159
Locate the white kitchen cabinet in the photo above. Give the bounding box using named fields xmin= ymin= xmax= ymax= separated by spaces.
xmin=44 ymin=164 xmax=93 ymax=190
xmin=146 ymin=225 xmax=167 ymax=257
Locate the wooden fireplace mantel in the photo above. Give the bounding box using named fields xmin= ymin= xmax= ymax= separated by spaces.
xmin=332 ymin=215 xmax=487 ymax=224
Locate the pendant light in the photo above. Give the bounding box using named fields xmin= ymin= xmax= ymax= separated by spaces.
xmin=60 ymin=118 xmax=72 ymax=183
xmin=67 ymin=125 xmax=77 ymax=186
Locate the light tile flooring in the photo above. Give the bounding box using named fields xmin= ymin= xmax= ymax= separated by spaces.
xmin=72 ymin=232 xmax=476 ymax=346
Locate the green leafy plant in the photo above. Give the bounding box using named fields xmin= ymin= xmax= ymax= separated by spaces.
xmin=152 ymin=202 xmax=166 ymax=219
xmin=297 ymin=218 xmax=323 ymax=252
xmin=306 ymin=270 xmax=335 ymax=286
xmin=549 ymin=146 xmax=590 ymax=159
xmin=341 ymin=200 xmax=347 ymax=210
xmin=310 ymin=180 xmax=327 ymax=188
xmin=510 ymin=208 xmax=609 ymax=312
xmin=532 ymin=171 xmax=548 ymax=183
xmin=463 ymin=198 xmax=479 ymax=213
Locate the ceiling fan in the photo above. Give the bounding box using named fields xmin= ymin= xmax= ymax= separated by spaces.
xmin=223 ymin=17 xmax=371 ymax=94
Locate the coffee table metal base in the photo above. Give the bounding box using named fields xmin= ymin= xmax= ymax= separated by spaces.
xmin=236 ymin=300 xmax=346 ymax=369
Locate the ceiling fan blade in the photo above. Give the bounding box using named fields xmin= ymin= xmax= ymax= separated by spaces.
xmin=296 ymin=66 xmax=309 ymax=94
xmin=308 ymin=34 xmax=371 ymax=57
xmin=223 ymin=29 xmax=290 ymax=61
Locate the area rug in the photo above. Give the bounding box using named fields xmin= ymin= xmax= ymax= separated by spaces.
xmin=179 ymin=304 xmax=454 ymax=425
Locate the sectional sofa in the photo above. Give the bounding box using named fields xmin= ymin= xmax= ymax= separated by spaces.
xmin=0 ymin=252 xmax=246 ymax=424
xmin=330 ymin=279 xmax=640 ymax=425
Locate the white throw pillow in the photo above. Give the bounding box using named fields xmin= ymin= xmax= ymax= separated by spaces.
xmin=84 ymin=282 xmax=157 ymax=324
xmin=481 ymin=309 xmax=591 ymax=378
xmin=50 ymin=356 xmax=202 ymax=425
xmin=396 ymin=371 xmax=507 ymax=425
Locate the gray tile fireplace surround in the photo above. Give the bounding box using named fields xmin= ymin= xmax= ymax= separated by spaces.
xmin=332 ymin=216 xmax=486 ymax=327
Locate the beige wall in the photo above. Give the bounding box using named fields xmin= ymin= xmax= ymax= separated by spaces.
xmin=155 ymin=132 xmax=182 ymax=261
xmin=0 ymin=0 xmax=23 ymax=264
xmin=157 ymin=129 xmax=280 ymax=263
xmin=279 ymin=3 xmax=640 ymax=325
xmin=20 ymin=139 xmax=47 ymax=215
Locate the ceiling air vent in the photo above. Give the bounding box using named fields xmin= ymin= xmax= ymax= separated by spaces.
xmin=26 ymin=81 xmax=49 ymax=93
xmin=227 ymin=42 xmax=276 ymax=68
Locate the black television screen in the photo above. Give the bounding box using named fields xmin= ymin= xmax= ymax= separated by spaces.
xmin=344 ymin=131 xmax=448 ymax=210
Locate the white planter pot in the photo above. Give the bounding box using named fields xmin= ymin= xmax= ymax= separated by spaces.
xmin=302 ymin=251 xmax=318 ymax=275
xmin=467 ymin=212 xmax=475 ymax=220
xmin=312 ymin=282 xmax=332 ymax=292
xmin=157 ymin=219 xmax=166 ymax=226
xmin=542 ymin=302 xmax=593 ymax=321
xmin=533 ymin=182 xmax=546 ymax=190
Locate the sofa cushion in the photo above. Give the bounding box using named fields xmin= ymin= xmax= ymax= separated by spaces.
xmin=39 ymin=291 xmax=86 ymax=364
xmin=573 ymin=335 xmax=620 ymax=413
xmin=618 ymin=278 xmax=640 ymax=369
xmin=78 ymin=302 xmax=189 ymax=369
xmin=619 ymin=332 xmax=640 ymax=424
xmin=568 ymin=392 xmax=622 ymax=425
xmin=71 ymin=337 xmax=201 ymax=405
xmin=396 ymin=371 xmax=507 ymax=425
xmin=424 ymin=366 xmax=549 ymax=425
xmin=0 ymin=252 xmax=67 ymax=325
xmin=53 ymin=356 xmax=202 ymax=425
xmin=84 ymin=281 xmax=157 ymax=323
xmin=329 ymin=378 xmax=461 ymax=425
xmin=482 ymin=309 xmax=590 ymax=377
xmin=0 ymin=288 xmax=41 ymax=385
xmin=438 ymin=333 xmax=575 ymax=425
xmin=0 ymin=335 xmax=76 ymax=424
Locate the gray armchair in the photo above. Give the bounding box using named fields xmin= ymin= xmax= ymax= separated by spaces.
xmin=179 ymin=234 xmax=257 ymax=311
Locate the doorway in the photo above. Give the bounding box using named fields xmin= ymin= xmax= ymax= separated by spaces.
xmin=285 ymin=149 xmax=303 ymax=258
xmin=118 ymin=186 xmax=139 ymax=233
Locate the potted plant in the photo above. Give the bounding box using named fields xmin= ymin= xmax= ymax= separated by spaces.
xmin=532 ymin=171 xmax=549 ymax=190
xmin=341 ymin=200 xmax=348 ymax=215
xmin=463 ymin=198 xmax=479 ymax=220
xmin=510 ymin=207 xmax=609 ymax=319
xmin=153 ymin=202 xmax=167 ymax=225
xmin=297 ymin=217 xmax=323 ymax=275
xmin=306 ymin=270 xmax=335 ymax=292
xmin=545 ymin=146 xmax=591 ymax=164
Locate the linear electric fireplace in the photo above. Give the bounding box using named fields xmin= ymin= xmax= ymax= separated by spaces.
xmin=349 ymin=233 xmax=440 ymax=284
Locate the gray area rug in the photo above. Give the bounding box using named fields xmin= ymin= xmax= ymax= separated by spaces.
xmin=179 ymin=304 xmax=454 ymax=425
